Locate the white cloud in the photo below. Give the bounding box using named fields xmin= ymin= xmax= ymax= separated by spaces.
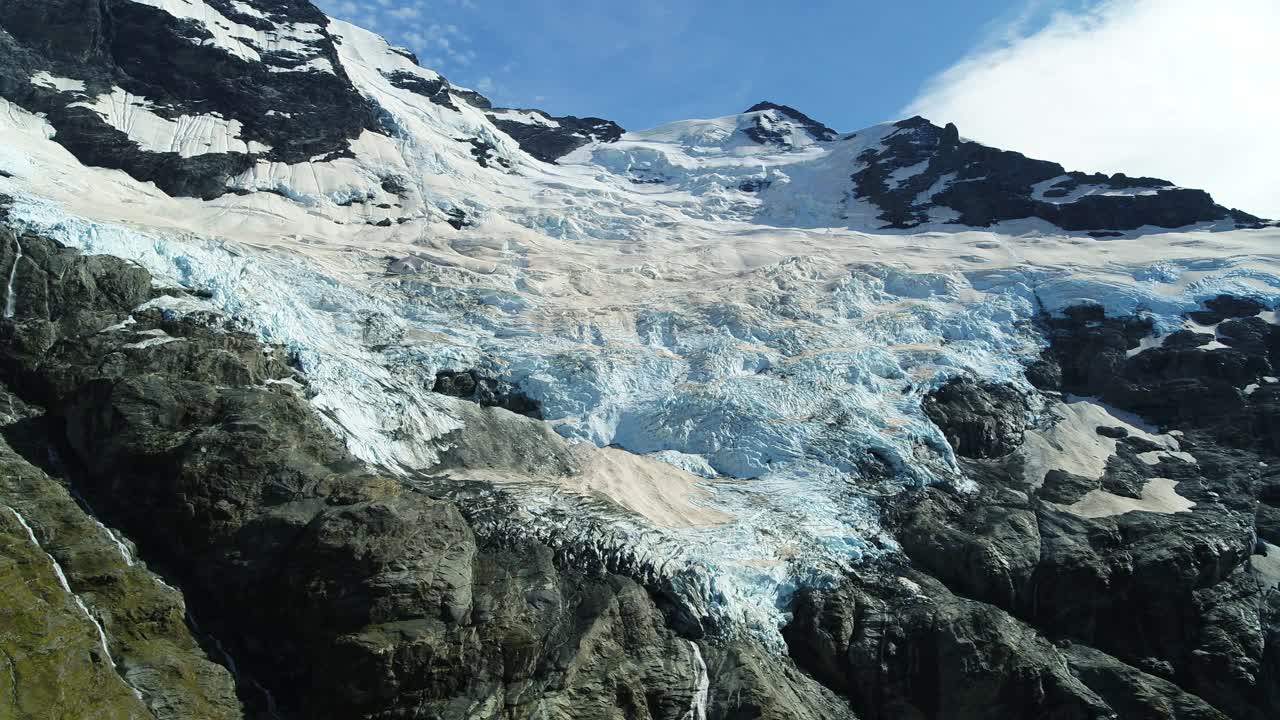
xmin=388 ymin=6 xmax=420 ymax=20
xmin=907 ymin=0 xmax=1280 ymax=219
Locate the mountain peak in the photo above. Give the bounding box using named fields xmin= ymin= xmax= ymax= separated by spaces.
xmin=743 ymin=100 xmax=839 ymax=142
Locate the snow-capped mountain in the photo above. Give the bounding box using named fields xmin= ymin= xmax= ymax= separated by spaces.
xmin=2 ymin=2 xmax=1279 ymax=719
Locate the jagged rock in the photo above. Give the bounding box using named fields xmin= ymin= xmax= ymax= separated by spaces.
xmin=742 ymin=101 xmax=838 ymax=144
xmin=0 ymin=404 xmax=243 ymax=719
xmin=851 ymin=116 xmax=1257 ymax=231
xmin=1217 ymin=317 xmax=1275 ymax=357
xmin=922 ymin=377 xmax=1030 ymax=458
xmin=1189 ymin=295 xmax=1267 ymax=325
xmin=1096 ymin=425 xmax=1129 ymax=439
xmin=785 ymin=565 xmax=1115 ymax=720
xmin=487 ymin=108 xmax=624 ymax=163
xmin=704 ymin=643 xmax=856 ymax=720
xmin=881 ymin=302 xmax=1280 ymax=718
xmin=429 ymin=401 xmax=575 ymax=477
xmin=0 ymin=507 xmax=153 ymax=719
xmin=1164 ymin=330 xmax=1216 ymax=349
xmin=1062 ymin=644 xmax=1229 ymax=720
xmin=380 ymin=70 xmax=458 ymax=110
xmin=434 ymin=368 xmax=542 ymax=418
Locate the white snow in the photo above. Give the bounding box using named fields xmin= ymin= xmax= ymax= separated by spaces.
xmin=229 ymin=1 xmax=268 ymax=20
xmin=1054 ymin=478 xmax=1195 ymax=519
xmin=30 ymin=71 xmax=86 ymax=94
xmin=887 ymin=159 xmax=930 ymax=189
xmin=1031 ymin=176 xmax=1165 ymax=204
xmin=1020 ymin=397 xmax=1182 ymax=487
xmin=72 ymin=88 xmax=272 ymax=157
xmin=268 ymin=57 xmax=335 ymax=74
xmin=123 ymin=335 xmax=180 ymax=350
xmin=1253 ymin=542 xmax=1280 ymax=591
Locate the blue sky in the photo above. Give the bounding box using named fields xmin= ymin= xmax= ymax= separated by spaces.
xmin=315 ymin=0 xmax=1069 ymax=132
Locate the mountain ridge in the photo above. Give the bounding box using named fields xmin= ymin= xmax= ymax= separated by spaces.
xmin=1 ymin=1 xmax=1279 ymax=719
xmin=0 ymin=0 xmax=1266 ymax=227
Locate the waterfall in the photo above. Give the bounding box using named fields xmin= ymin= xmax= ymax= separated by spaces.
xmin=68 ymin=488 xmax=135 ymax=566
xmin=5 ymin=505 xmax=143 ymax=700
xmin=3 ymin=236 xmax=20 ymax=318
xmin=682 ymin=640 xmax=709 ymax=720
xmin=190 ymin=609 xmax=282 ymax=719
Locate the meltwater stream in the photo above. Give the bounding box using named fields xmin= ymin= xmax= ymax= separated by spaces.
xmin=4 ymin=504 xmax=144 ymax=700
xmin=4 ymin=235 xmax=20 ymax=318
xmin=682 ymin=641 xmax=709 ymax=720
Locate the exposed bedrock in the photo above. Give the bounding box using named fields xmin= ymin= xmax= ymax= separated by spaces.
xmin=433 ymin=368 xmax=543 ymax=419
xmin=852 ymin=116 xmax=1261 ymax=231
xmin=0 ymin=391 xmax=243 ymax=720
xmin=4 ymin=228 xmax=1278 ymax=719
xmin=0 ymin=229 xmax=849 ymax=719
xmin=487 ymin=109 xmax=625 ymax=164
xmin=0 ymin=0 xmax=377 ymax=198
xmin=921 ymin=377 xmax=1031 ymax=459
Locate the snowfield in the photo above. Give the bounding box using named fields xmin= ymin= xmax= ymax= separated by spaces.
xmin=3 ymin=1 xmax=1279 ymax=643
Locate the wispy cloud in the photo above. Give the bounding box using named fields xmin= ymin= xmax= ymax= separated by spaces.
xmin=907 ymin=0 xmax=1280 ymax=218
xmin=317 ymin=1 xmax=480 ymax=72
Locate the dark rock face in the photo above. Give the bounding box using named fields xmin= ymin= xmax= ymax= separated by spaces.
xmin=1039 ymin=301 xmax=1276 ymax=432
xmin=786 ymin=565 xmax=1120 ymax=720
xmin=0 ymin=0 xmax=378 ymax=198
xmin=460 ymin=136 xmax=511 ymax=169
xmin=1189 ymin=294 xmax=1268 ymax=325
xmin=433 ymin=368 xmax=542 ymax=418
xmin=451 ymin=86 xmax=493 ymax=110
xmin=0 ymin=397 xmax=244 ymax=719
xmin=742 ymin=101 xmax=839 ymax=144
xmin=487 ymin=108 xmax=624 ymax=163
xmin=851 ymin=116 xmax=1261 ymax=231
xmin=922 ymin=377 xmax=1030 ymax=458
xmin=380 ymin=70 xmax=458 ymax=110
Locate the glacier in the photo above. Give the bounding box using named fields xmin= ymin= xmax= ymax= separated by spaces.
xmin=2 ymin=0 xmax=1280 ymax=645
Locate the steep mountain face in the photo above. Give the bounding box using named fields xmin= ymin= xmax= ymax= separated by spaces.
xmin=484 ymin=107 xmax=624 ymax=164
xmin=0 ymin=0 xmax=377 ymax=198
xmin=1 ymin=1 xmax=1278 ymax=719
xmin=850 ymin=116 xmax=1262 ymax=232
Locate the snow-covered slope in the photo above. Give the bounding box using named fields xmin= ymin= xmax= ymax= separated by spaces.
xmin=2 ymin=0 xmax=1277 ymax=644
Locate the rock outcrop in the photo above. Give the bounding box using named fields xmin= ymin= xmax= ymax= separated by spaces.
xmin=851 ymin=116 xmax=1261 ymax=231
xmin=486 ymin=108 xmax=624 ymax=164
